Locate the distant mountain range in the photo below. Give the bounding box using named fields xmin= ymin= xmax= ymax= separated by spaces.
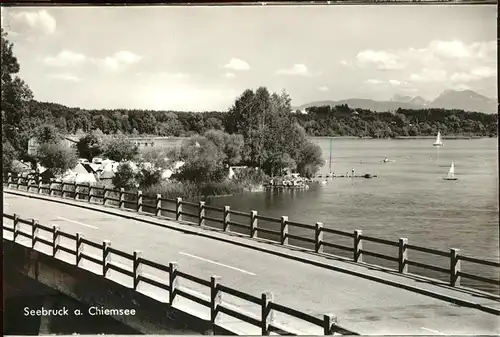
xmin=294 ymin=90 xmax=498 ymax=114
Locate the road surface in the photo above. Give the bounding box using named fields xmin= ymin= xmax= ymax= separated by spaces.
xmin=3 ymin=191 xmax=500 ymax=335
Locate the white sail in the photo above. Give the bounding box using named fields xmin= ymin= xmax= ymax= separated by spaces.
xmin=433 ymin=131 xmax=443 ymax=146
xmin=446 ymin=162 xmax=455 ymax=179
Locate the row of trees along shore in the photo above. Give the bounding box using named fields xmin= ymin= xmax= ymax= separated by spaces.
xmin=2 ymin=28 xmax=498 ymax=199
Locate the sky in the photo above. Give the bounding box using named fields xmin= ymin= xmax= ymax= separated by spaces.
xmin=1 ymin=5 xmax=497 ymax=111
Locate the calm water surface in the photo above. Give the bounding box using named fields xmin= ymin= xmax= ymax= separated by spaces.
xmin=156 ymin=137 xmax=499 ymax=291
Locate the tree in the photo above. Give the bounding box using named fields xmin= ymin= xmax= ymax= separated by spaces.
xmin=76 ymin=131 xmax=106 ymax=160
xmin=36 ymin=142 xmax=78 ymax=175
xmin=102 ymin=135 xmax=139 ymax=161
xmin=33 ymin=124 xmax=62 ymax=144
xmin=1 ymin=28 xmax=34 ymax=155
xmin=296 ymin=141 xmax=324 ymax=178
xmin=2 ymin=139 xmax=18 ymax=174
xmin=175 ymin=136 xmax=226 ymax=183
xmin=204 ymin=129 xmax=244 ymax=167
xmin=112 ymin=163 xmax=137 ymax=189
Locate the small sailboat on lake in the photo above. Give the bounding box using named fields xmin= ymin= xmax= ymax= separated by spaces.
xmin=443 ymin=161 xmax=457 ymax=180
xmin=433 ymin=131 xmax=444 ymax=147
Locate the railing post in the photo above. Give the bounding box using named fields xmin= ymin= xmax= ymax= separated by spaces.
xmin=315 ymin=222 xmax=324 ymax=253
xmin=250 ymin=210 xmax=258 ymax=238
xmin=103 ymin=240 xmax=111 ymax=277
xmin=223 ymin=206 xmax=231 ymax=232
xmin=450 ymin=248 xmax=461 ymax=287
xmin=323 ymin=314 xmax=338 ymax=335
xmin=88 ymin=185 xmax=92 ymax=202
xmin=38 ymin=180 xmax=42 ymax=194
xmin=61 ymin=182 xmax=66 ymax=197
xmin=137 ymin=190 xmax=143 ymax=212
xmin=354 ymin=230 xmax=363 ymax=262
xmin=398 ymin=238 xmax=408 ymax=273
xmin=7 ymin=172 xmax=12 ymax=187
xmin=103 ymin=188 xmax=107 ymax=205
xmin=156 ymin=194 xmax=162 ymax=216
xmin=119 ymin=188 xmax=125 ymax=209
xmin=13 ymin=213 xmax=19 ymax=242
xmin=17 ymin=177 xmax=21 ymax=189
xmin=74 ymin=182 xmax=78 ymax=200
xmin=261 ymin=292 xmax=274 ymax=335
xmin=31 ymin=219 xmax=37 ymax=248
xmin=176 ymin=198 xmax=183 ymax=221
xmin=210 ymin=276 xmax=222 ymax=332
xmin=169 ymin=262 xmax=179 ymax=304
xmin=49 ymin=182 xmax=54 ymax=196
xmin=53 ymin=225 xmax=60 ymax=257
xmin=76 ymin=232 xmax=83 ymax=266
xmin=280 ymin=216 xmax=289 ymax=245
xmin=199 ymin=201 xmax=206 ymax=226
xmin=133 ymin=250 xmax=142 ymax=290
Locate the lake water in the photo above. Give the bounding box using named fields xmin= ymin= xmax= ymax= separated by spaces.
xmin=154 ymin=137 xmax=499 ymax=292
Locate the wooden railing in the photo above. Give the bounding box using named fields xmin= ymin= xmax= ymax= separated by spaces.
xmin=2 ymin=212 xmax=357 ymax=336
xmin=4 ymin=172 xmax=500 ymax=294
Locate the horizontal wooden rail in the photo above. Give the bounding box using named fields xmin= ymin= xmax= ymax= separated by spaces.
xmin=80 ymin=252 xmax=102 ymax=265
xmin=458 ymin=272 xmax=499 ymax=285
xmin=36 ymin=223 xmax=55 ymax=233
xmin=360 ymin=235 xmax=398 ymax=247
xmin=216 ymin=305 xmax=261 ymax=327
xmin=18 ymin=218 xmax=33 ymax=225
xmin=137 ymin=257 xmax=171 ymax=273
xmin=34 ymin=237 xmax=53 ymax=247
xmin=204 ymin=216 xmax=223 ymax=224
xmin=159 ymin=207 xmax=176 ymax=214
xmin=322 ymin=241 xmax=353 ymax=252
xmin=217 ymin=284 xmax=262 ymax=305
xmin=17 ymin=230 xmax=32 ymax=239
xmin=269 ymin=302 xmax=324 ymax=326
xmin=255 ymin=214 xmax=281 ymax=223
xmin=137 ymin=274 xmax=170 ymax=291
xmin=360 ymin=249 xmax=398 ymax=262
xmin=227 ymin=221 xmax=249 ymax=229
xmin=203 ymin=204 xmax=224 ymax=212
xmin=3 ymin=226 xmax=14 ymax=232
xmin=57 ymin=244 xmax=76 ymax=256
xmin=58 ymin=231 xmax=77 ymax=241
xmin=108 ymin=247 xmax=134 ymax=260
xmin=228 ymin=209 xmax=249 ymax=217
xmin=287 ymin=234 xmax=316 ymax=244
xmin=177 ymin=271 xmax=211 ymax=287
xmin=180 ymin=200 xmax=198 ymax=207
xmin=80 ymin=238 xmax=103 ymax=250
xmin=406 ymin=244 xmax=450 ymax=257
xmin=256 ymin=227 xmax=281 ymax=236
xmin=460 ymin=255 xmax=500 ymax=268
xmin=175 ymin=288 xmax=211 ymax=307
xmin=407 ymin=260 xmax=450 ymax=274
xmin=107 ymin=262 xmax=134 ymax=277
xmin=322 ymin=227 xmax=354 ymax=237
xmin=286 ymin=220 xmax=315 ymax=230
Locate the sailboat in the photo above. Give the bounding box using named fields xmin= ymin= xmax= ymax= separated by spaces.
xmin=443 ymin=161 xmax=457 ymax=180
xmin=433 ymin=131 xmax=443 ymax=147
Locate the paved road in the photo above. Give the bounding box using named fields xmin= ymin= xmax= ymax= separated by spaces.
xmin=3 ymin=191 xmax=500 ymax=335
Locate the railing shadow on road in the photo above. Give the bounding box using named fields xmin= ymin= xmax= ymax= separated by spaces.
xmin=2 ymin=211 xmax=359 ymax=336
xmin=4 ymin=172 xmax=500 ymax=299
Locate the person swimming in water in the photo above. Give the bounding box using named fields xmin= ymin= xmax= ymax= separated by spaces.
xmin=383 ymin=157 xmax=389 ymax=163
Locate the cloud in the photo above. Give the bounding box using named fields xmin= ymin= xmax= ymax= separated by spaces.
xmin=340 ymin=60 xmax=354 ymax=68
xmin=356 ymin=50 xmax=404 ymax=70
xmin=409 ymin=68 xmax=448 ymax=83
xmin=318 ymin=86 xmax=329 ymax=92
xmin=223 ymin=58 xmax=250 ymax=71
xmin=93 ymin=51 xmax=142 ymax=71
xmin=364 ymin=79 xmax=383 ymax=85
xmin=388 ymin=79 xmax=403 ymax=86
xmin=224 ymin=72 xmax=236 ymax=78
xmin=276 ymin=64 xmax=311 ymax=76
xmin=8 ymin=9 xmax=56 ymax=36
xmin=43 ymin=50 xmax=86 ymax=67
xmin=47 ymin=73 xmax=81 ymax=82
xmin=450 ymin=67 xmax=496 ymax=82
